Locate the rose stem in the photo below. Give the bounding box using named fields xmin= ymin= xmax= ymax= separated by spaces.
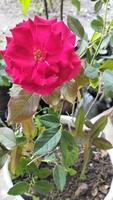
xmin=80 ymin=143 xmax=91 ymax=180
xmin=44 ymin=0 xmax=49 ymax=19
xmin=60 ymin=0 xmax=64 ymax=20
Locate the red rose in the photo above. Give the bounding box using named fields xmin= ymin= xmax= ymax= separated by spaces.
xmin=1 ymin=16 xmax=81 ymax=95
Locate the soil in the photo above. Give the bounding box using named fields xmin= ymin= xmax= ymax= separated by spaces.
xmin=22 ymin=148 xmax=113 ymax=200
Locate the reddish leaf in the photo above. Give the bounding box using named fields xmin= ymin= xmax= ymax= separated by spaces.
xmin=7 ymin=85 xmax=40 ymax=123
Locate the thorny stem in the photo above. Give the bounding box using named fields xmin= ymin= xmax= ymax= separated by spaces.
xmin=80 ymin=143 xmax=91 ymax=180
xmin=44 ymin=0 xmax=49 ymax=19
xmin=60 ymin=0 xmax=64 ymax=20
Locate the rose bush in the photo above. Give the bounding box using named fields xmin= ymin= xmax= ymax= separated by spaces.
xmin=1 ymin=16 xmax=81 ymax=95
xmin=1 ymin=1 xmax=113 ymax=199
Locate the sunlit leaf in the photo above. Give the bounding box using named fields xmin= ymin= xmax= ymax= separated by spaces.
xmin=100 ymin=60 xmax=113 ymax=70
xmin=20 ymin=0 xmax=31 ymax=15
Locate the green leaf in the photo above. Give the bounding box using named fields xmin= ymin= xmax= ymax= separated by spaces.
xmin=0 ymin=127 xmax=16 ymax=150
xmin=34 ymin=180 xmax=54 ymax=193
xmin=40 ymin=114 xmax=60 ymax=129
xmin=75 ymin=106 xmax=85 ymax=136
xmin=84 ymin=66 xmax=99 ymax=79
xmin=100 ymin=60 xmax=113 ymax=70
xmin=93 ymin=138 xmax=113 ymax=150
xmin=7 ymin=85 xmax=40 ymax=124
xmin=103 ymin=70 xmax=113 ymax=97
xmin=8 ymin=181 xmax=29 ymax=195
xmin=66 ymin=167 xmax=77 ymax=176
xmin=33 ymin=128 xmax=61 ymax=156
xmin=94 ymin=0 xmax=103 ymax=13
xmin=91 ymin=32 xmax=101 ymax=43
xmin=67 ymin=15 xmax=85 ymax=38
xmin=36 ymin=168 xmax=51 ymax=179
xmin=43 ymin=153 xmax=56 ymax=163
xmin=53 ymin=164 xmax=66 ymax=191
xmin=72 ymin=0 xmax=80 ymax=12
xmin=89 ymin=78 xmax=99 ymax=88
xmin=15 ymin=157 xmax=29 ymax=176
xmin=33 ymin=196 xmax=40 ymax=200
xmin=0 ymin=69 xmax=10 ymax=86
xmin=91 ymin=16 xmax=103 ymax=32
xmin=91 ymin=116 xmax=107 ymax=138
xmin=20 ymin=0 xmax=31 ymax=15
xmin=60 ymin=131 xmax=78 ymax=167
xmin=25 ymin=162 xmax=38 ymax=175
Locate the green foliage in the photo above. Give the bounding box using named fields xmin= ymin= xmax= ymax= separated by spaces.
xmin=40 ymin=114 xmax=60 ymax=129
xmin=84 ymin=65 xmax=99 ymax=79
xmin=100 ymin=60 xmax=113 ymax=70
xmin=91 ymin=116 xmax=107 ymax=138
xmin=20 ymin=0 xmax=31 ymax=15
xmin=8 ymin=181 xmax=29 ymax=195
xmin=75 ymin=106 xmax=85 ymax=136
xmin=93 ymin=137 xmax=113 ymax=150
xmin=33 ymin=127 xmax=62 ymax=156
xmin=103 ymin=70 xmax=113 ymax=97
xmin=91 ymin=16 xmax=103 ymax=32
xmin=0 ymin=57 xmax=10 ymax=86
xmin=67 ymin=15 xmax=85 ymax=38
xmin=94 ymin=0 xmax=103 ymax=13
xmin=1 ymin=0 xmax=113 ymax=198
xmin=0 ymin=127 xmax=16 ymax=150
xmin=34 ymin=180 xmax=54 ymax=193
xmin=60 ymin=131 xmax=78 ymax=167
xmin=53 ymin=164 xmax=67 ymax=191
xmin=71 ymin=0 xmax=81 ymax=12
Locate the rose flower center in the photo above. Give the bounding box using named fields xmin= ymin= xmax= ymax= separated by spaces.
xmin=33 ymin=49 xmax=43 ymax=61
